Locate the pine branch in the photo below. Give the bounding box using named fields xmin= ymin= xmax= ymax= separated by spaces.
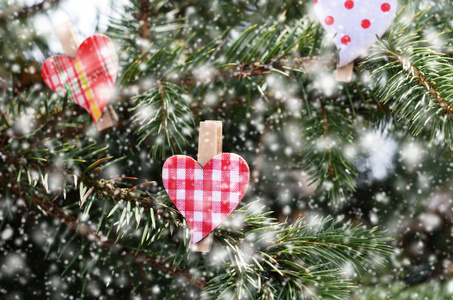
xmin=109 ymin=17 xmax=360 ymax=202
xmin=301 ymin=98 xmax=357 ymax=202
xmin=171 ymin=56 xmax=334 ymax=87
xmin=132 ymin=82 xmax=194 ymax=159
xmin=118 ymin=21 xmax=325 ymax=87
xmin=0 ymin=115 xmax=393 ymax=298
xmin=0 ymin=0 xmax=63 ymax=24
xmin=204 ymin=203 xmax=392 ymax=299
xmin=353 ymin=279 xmax=453 ymax=300
xmin=79 ymin=175 xmax=180 ymax=217
xmin=269 ymin=217 xmax=392 ymax=271
xmin=4 ymin=181 xmax=206 ymax=290
xmin=363 ymin=8 xmax=453 ymax=149
xmin=107 ymin=0 xmax=186 ymax=74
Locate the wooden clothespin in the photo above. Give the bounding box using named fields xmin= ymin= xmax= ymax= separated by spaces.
xmin=335 ymin=61 xmax=354 ymax=82
xmin=191 ymin=120 xmax=222 ymax=253
xmin=96 ymin=105 xmax=119 ymax=131
xmin=54 ymin=21 xmax=118 ymax=131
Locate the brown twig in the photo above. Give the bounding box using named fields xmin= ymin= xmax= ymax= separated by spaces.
xmin=139 ymin=0 xmax=151 ymax=39
xmin=129 ymin=181 xmax=155 ymax=192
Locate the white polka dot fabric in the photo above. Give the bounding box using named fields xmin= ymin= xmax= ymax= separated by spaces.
xmin=314 ymin=0 xmax=397 ymax=67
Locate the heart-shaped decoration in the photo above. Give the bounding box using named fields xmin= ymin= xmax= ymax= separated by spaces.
xmin=41 ymin=34 xmax=118 ymax=122
xmin=162 ymin=153 xmax=250 ymax=244
xmin=314 ymin=0 xmax=397 ymax=67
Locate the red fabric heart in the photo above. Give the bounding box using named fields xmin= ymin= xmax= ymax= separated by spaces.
xmin=41 ymin=34 xmax=118 ymax=122
xmin=162 ymin=153 xmax=250 ymax=244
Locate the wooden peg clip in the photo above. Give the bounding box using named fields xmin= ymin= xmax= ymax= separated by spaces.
xmin=96 ymin=104 xmax=119 ymax=131
xmin=191 ymin=120 xmax=222 ymax=253
xmin=54 ymin=21 xmax=118 ymax=131
xmin=335 ymin=62 xmax=354 ymax=82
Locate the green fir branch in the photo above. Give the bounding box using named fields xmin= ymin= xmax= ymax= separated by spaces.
xmin=132 ymin=81 xmax=194 ymax=159
xmin=363 ymin=8 xmax=453 ymax=149
xmin=203 ymin=202 xmax=392 ymax=299
xmin=301 ymin=99 xmax=357 ymax=202
xmin=0 ymin=116 xmax=392 ymax=298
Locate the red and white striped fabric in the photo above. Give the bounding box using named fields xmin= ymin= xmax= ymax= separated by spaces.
xmin=162 ymin=153 xmax=250 ymax=244
xmin=41 ymin=34 xmax=118 ymax=123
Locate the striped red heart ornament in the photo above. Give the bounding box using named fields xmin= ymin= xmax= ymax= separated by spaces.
xmin=162 ymin=153 xmax=250 ymax=244
xmin=41 ymin=34 xmax=118 ymax=123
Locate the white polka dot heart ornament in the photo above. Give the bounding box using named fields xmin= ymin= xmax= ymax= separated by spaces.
xmin=314 ymin=0 xmax=397 ymax=67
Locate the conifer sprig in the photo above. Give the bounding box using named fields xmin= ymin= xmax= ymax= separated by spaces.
xmin=0 ymin=90 xmax=392 ymax=298
xmin=132 ymin=82 xmax=194 ymax=159
xmin=301 ymin=99 xmax=357 ymax=202
xmin=364 ymin=9 xmax=453 ymax=149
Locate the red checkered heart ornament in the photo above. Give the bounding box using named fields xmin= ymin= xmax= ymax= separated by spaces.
xmin=41 ymin=34 xmax=118 ymax=123
xmin=162 ymin=153 xmax=250 ymax=244
xmin=314 ymin=0 xmax=397 ymax=67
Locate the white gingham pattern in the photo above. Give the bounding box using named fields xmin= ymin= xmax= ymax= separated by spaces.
xmin=162 ymin=153 xmax=250 ymax=244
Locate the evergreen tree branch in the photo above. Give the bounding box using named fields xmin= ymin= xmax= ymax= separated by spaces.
xmin=3 ymin=181 xmax=207 ymax=290
xmin=0 ymin=0 xmax=63 ymax=24
xmin=363 ymin=8 xmax=453 ymax=148
xmin=301 ymin=99 xmax=357 ymax=202
xmin=132 ymin=82 xmax=194 ymax=159
xmin=110 ymin=17 xmax=361 ymax=202
xmin=204 ymin=203 xmax=392 ymax=299
xmin=0 ymin=114 xmax=392 ymax=298
xmin=118 ymin=21 xmax=323 ymax=86
xmin=172 ymin=56 xmax=334 ymax=86
xmin=353 ymin=279 xmax=453 ymax=300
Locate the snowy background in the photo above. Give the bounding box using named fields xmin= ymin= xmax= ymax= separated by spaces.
xmin=2 ymin=0 xmax=453 ymax=299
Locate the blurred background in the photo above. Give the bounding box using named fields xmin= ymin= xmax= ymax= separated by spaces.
xmin=1 ymin=0 xmax=453 ymax=299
